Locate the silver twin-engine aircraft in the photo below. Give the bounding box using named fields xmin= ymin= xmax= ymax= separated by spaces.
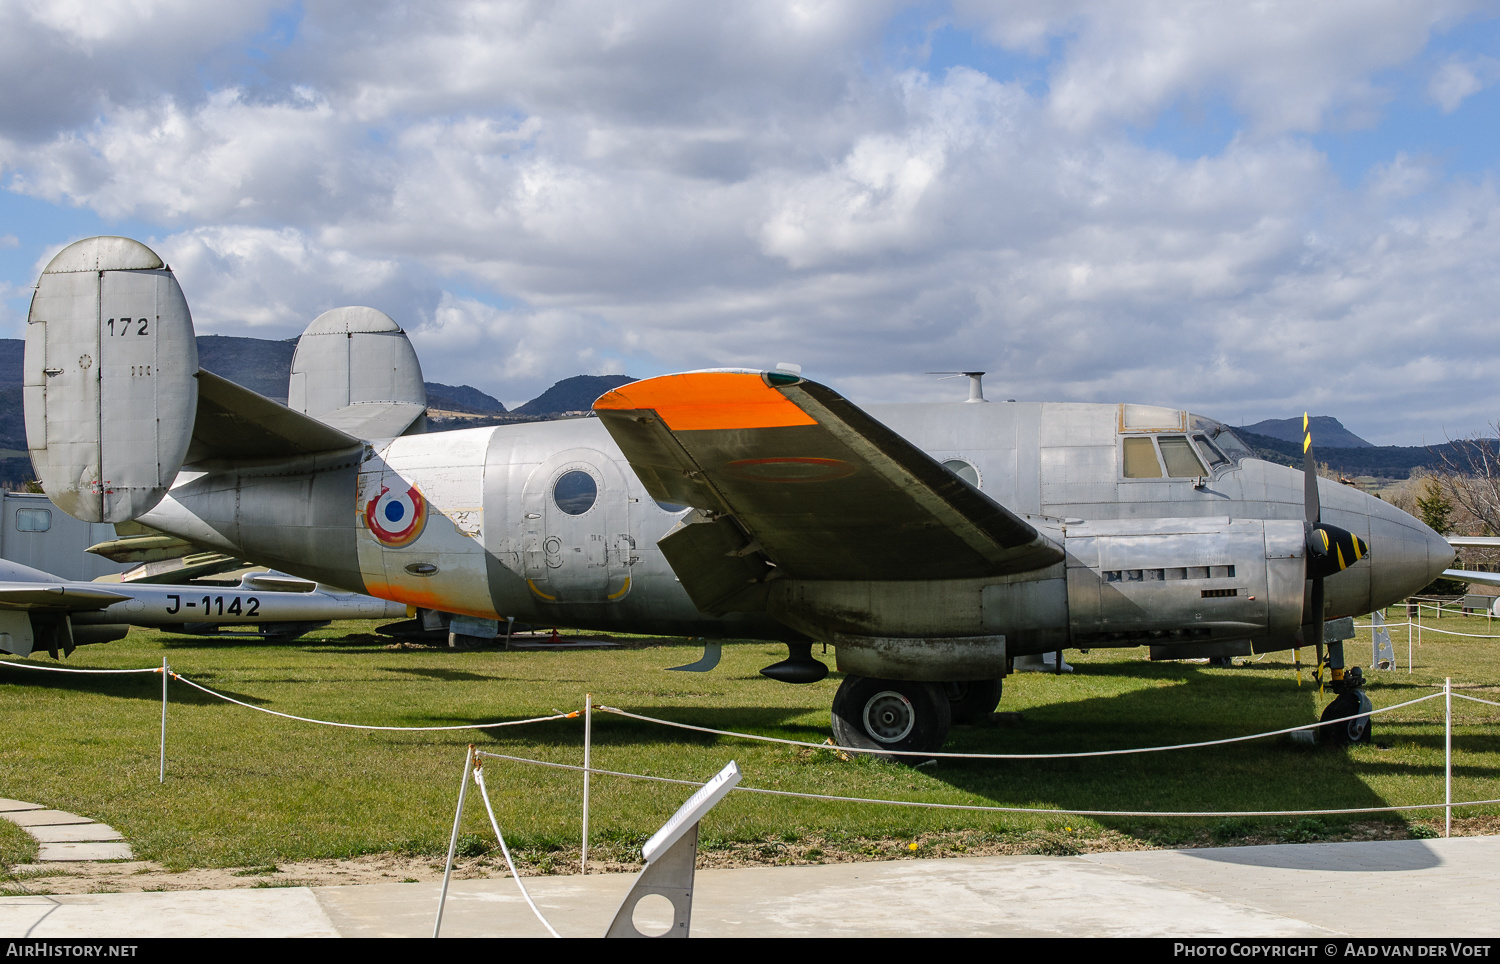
xmin=21 ymin=237 xmax=1454 ymax=754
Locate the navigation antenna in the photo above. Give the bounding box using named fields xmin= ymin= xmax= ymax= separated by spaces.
xmin=926 ymin=371 xmax=988 ymax=403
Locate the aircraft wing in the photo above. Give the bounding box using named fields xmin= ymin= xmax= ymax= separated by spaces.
xmin=594 ymin=370 xmax=1064 ymax=581
xmin=1446 ymin=536 xmax=1500 ymax=549
xmin=1443 ymin=569 xmax=1500 ymax=589
xmin=0 ymin=584 xmax=130 ymax=611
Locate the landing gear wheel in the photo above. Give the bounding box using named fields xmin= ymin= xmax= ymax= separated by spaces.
xmin=448 ymin=632 xmax=487 ymax=650
xmin=947 ymin=679 xmax=1003 ymax=724
xmin=1319 ymin=689 xmax=1373 ymax=746
xmin=831 ymin=675 xmax=951 ymax=762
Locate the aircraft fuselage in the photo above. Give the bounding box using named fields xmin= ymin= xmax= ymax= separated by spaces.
xmin=138 ymin=400 xmax=1451 ymax=665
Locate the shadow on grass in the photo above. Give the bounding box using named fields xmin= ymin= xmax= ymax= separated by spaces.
xmin=462 ymin=705 xmax=829 ymax=751
xmin=0 ymin=664 xmax=271 ymax=707
xmin=927 ymin=663 xmax=1427 ymax=830
xmin=381 ymin=667 xmax=507 ymax=683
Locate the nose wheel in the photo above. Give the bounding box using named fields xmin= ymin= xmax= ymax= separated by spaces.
xmin=1319 ymin=668 xmax=1373 ymax=746
xmin=831 ymin=675 xmax=951 ymax=761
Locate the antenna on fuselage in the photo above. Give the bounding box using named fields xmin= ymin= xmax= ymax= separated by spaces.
xmin=926 ymin=371 xmax=988 ymax=403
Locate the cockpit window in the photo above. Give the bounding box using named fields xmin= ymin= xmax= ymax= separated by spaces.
xmin=1158 ymin=436 xmax=1208 ymax=477
xmin=1192 ymin=433 xmax=1230 ymax=469
xmin=1188 ymin=414 xmax=1252 ymax=464
xmin=1123 ymin=437 xmax=1163 ymax=478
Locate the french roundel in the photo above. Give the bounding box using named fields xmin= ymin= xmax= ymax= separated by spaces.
xmin=365 ymin=483 xmax=428 ymax=548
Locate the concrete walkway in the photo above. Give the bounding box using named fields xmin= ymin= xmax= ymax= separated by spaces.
xmin=0 ymin=799 xmax=132 ymax=862
xmin=2 ymin=836 xmax=1497 ymax=938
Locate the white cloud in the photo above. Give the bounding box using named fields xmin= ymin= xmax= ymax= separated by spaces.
xmin=0 ymin=2 xmax=1498 ymax=442
xmin=955 ymin=0 xmax=1482 ymax=134
xmin=1429 ymin=55 xmax=1500 ymax=112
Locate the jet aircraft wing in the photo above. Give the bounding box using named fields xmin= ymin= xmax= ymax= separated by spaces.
xmin=0 ymin=585 xmax=130 ymax=611
xmin=594 ymin=370 xmax=1064 ymax=581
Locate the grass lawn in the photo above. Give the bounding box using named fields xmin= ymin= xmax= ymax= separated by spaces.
xmin=1 ymin=609 xmax=1496 ymax=873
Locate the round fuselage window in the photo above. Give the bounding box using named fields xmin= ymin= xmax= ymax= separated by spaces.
xmin=553 ymin=470 xmax=599 ymax=515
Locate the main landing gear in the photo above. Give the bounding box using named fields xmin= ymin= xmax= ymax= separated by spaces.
xmin=830 ymin=675 xmax=1005 ymax=760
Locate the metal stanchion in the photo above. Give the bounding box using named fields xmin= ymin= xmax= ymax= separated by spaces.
xmin=582 ymin=694 xmax=592 ymax=875
xmin=1445 ymin=678 xmax=1453 ymax=838
xmin=159 ymin=658 xmax=169 ymax=784
xmin=434 ymin=745 xmax=476 ymax=939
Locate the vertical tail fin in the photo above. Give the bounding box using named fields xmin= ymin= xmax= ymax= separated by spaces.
xmin=24 ymin=237 xmax=199 ymax=523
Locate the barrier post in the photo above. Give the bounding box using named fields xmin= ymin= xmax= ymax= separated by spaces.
xmin=1445 ymin=678 xmax=1453 ymax=839
xmin=159 ymin=658 xmax=169 ymax=784
xmin=1415 ymin=605 xmax=1421 ymax=672
xmin=582 ymin=694 xmax=592 ymax=874
xmin=434 ymin=745 xmax=476 ymax=939
xmin=1408 ymin=609 xmax=1413 ymax=674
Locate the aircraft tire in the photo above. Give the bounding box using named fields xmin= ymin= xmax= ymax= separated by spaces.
xmin=831 ymin=675 xmax=951 ymax=762
xmin=448 ymin=632 xmax=489 ymax=651
xmin=1318 ymin=689 xmax=1373 ymax=746
xmin=948 ymin=678 xmax=1003 ymax=724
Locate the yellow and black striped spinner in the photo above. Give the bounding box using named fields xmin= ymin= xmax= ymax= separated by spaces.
xmin=1308 ymin=523 xmax=1370 ymax=579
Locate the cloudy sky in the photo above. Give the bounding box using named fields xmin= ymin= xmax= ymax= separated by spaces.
xmin=1 ymin=1 xmax=1498 ymax=443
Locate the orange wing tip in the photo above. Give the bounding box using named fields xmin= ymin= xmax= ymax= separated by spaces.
xmin=594 ymin=370 xmax=815 ymax=431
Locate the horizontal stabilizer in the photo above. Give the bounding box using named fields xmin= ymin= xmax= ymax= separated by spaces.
xmin=188 ymin=370 xmax=360 ymax=462
xmin=315 ymin=401 xmax=427 ymax=439
xmin=596 ymin=370 xmax=1064 ymax=581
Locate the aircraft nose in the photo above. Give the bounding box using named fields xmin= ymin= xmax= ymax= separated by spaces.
xmin=1366 ymin=498 xmax=1455 ymax=607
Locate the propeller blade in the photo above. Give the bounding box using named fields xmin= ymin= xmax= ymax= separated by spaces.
xmin=1302 ymin=412 xmax=1321 ymax=526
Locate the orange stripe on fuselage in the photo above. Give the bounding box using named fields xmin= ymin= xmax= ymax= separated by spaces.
xmin=365 ymin=582 xmax=500 ymax=620
xmin=594 ymin=372 xmax=816 ymax=431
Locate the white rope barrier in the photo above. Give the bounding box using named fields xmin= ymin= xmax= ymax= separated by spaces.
xmin=472 ymin=748 xmax=1500 ymax=820
xmin=169 ymin=672 xmax=577 ymax=731
xmin=595 ymin=696 xmax=1437 ymax=761
xmin=473 ymin=763 xmax=561 ymax=938
xmin=1454 ymin=692 xmax=1500 ymax=709
xmin=0 ymin=659 xmax=163 ymax=675
xmin=1397 ymin=624 xmax=1500 ymax=639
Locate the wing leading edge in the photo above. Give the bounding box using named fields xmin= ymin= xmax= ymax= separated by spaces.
xmin=595 ymin=370 xmax=1064 ymax=583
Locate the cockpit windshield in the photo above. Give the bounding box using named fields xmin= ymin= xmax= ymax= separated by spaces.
xmin=1188 ymin=414 xmax=1253 ymax=464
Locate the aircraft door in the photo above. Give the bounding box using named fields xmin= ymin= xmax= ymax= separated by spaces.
xmin=521 ymin=449 xmax=634 ymax=604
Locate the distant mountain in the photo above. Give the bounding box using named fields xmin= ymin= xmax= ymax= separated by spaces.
xmin=1237 ymin=416 xmax=1373 ymax=448
xmin=1230 ymin=429 xmax=1500 ymax=479
xmin=513 ymin=375 xmax=636 ymax=416
xmin=0 ymin=339 xmax=21 ymax=388
xmin=197 ymin=335 xmax=297 ymax=403
xmin=425 ymin=382 xmax=506 ymax=414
